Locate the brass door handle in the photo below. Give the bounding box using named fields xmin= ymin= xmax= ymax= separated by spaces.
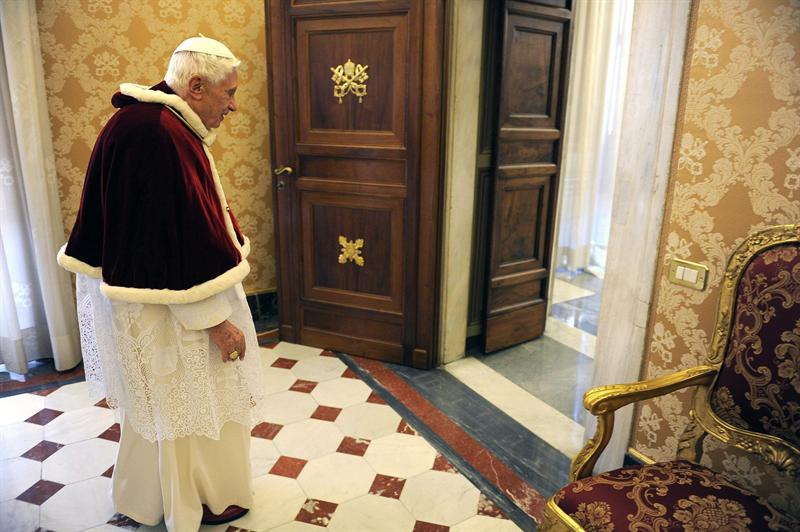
xmin=274 ymin=166 xmax=293 ymax=175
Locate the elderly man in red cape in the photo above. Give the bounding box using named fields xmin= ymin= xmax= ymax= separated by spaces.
xmin=57 ymin=36 xmax=267 ymax=530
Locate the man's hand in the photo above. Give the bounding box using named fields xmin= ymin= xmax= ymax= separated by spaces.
xmin=208 ymin=320 xmax=246 ymax=362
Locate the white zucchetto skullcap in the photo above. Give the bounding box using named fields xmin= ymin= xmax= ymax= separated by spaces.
xmin=173 ymin=34 xmax=237 ymax=60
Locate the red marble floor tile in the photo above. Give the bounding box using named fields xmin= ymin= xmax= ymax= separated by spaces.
xmin=25 ymin=408 xmax=63 ymax=426
xmin=98 ymin=423 xmax=121 ymax=442
xmin=397 ymin=419 xmax=417 ymax=435
xmin=31 ymin=388 xmax=58 ymax=397
xmin=369 ymin=474 xmax=406 ymax=499
xmin=289 ymin=379 xmax=318 ymax=393
xmin=366 ymin=391 xmax=387 ymax=405
xmin=336 ymin=436 xmax=370 ymax=456
xmin=95 ymin=398 xmax=111 ymax=409
xmin=295 ymin=499 xmax=338 ymax=527
xmin=341 ymin=368 xmax=359 ymax=379
xmin=16 ymin=479 xmax=64 ymax=505
xmin=21 ymin=441 xmax=64 ymax=462
xmin=432 ymin=454 xmax=458 ymax=474
xmin=477 ymin=493 xmax=507 ymax=519
xmin=251 ymin=422 xmax=283 ymax=440
xmin=414 ymin=521 xmax=449 ymax=532
xmin=310 ymin=405 xmax=342 ymax=422
xmin=102 ymin=465 xmax=114 ymax=478
xmin=269 ymin=456 xmax=307 ymax=479
xmin=320 ymin=350 xmax=337 ymax=357
xmin=271 ymin=357 xmax=297 ymax=369
xmin=107 ymin=512 xmax=141 ymax=529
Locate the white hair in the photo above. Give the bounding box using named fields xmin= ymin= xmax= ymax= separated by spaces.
xmin=165 ymin=51 xmax=241 ymax=92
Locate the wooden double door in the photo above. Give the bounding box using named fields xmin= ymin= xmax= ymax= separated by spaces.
xmin=267 ymin=0 xmax=444 ymax=368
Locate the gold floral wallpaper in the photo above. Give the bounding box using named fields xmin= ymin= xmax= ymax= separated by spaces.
xmin=634 ymin=0 xmax=800 ymax=513
xmin=36 ymin=0 xmax=275 ymax=293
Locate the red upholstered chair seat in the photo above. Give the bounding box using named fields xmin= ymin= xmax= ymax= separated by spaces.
xmin=552 ymin=460 xmax=798 ymax=531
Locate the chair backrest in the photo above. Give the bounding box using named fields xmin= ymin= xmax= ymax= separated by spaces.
xmin=692 ymin=225 xmax=800 ymax=476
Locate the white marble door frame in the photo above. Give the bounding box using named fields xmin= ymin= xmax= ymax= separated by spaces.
xmin=586 ymin=0 xmax=692 ymax=473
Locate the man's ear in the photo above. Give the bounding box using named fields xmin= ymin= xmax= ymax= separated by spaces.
xmin=186 ymin=76 xmax=205 ymax=101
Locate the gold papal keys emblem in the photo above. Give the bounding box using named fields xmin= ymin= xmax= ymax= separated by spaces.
xmin=331 ymin=59 xmax=369 ymax=103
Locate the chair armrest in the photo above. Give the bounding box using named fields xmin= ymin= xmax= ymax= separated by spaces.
xmin=570 ymin=365 xmax=717 ymax=480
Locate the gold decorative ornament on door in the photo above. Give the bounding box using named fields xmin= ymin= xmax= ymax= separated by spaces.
xmin=330 ymin=59 xmax=369 ymax=103
xmin=338 ymin=236 xmax=365 ymax=267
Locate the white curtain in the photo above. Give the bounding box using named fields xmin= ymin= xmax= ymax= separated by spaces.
xmin=0 ymin=2 xmax=81 ymax=375
xmin=556 ymin=0 xmax=634 ymax=276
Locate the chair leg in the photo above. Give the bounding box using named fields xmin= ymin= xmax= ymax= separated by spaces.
xmin=676 ymin=412 xmax=707 ymax=463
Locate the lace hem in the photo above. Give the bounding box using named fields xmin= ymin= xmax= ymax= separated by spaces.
xmin=76 ymin=274 xmax=267 ymax=442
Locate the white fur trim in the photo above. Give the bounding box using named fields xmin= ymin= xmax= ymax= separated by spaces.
xmin=119 ymin=83 xmax=214 ymax=145
xmin=100 ymin=259 xmax=251 ymax=305
xmin=57 ymin=244 xmax=102 ymax=278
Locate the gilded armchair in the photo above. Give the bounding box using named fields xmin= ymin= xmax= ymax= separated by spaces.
xmin=541 ymin=225 xmax=800 ymax=531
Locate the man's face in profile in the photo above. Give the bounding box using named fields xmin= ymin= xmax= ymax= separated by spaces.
xmin=192 ymin=70 xmax=238 ymax=130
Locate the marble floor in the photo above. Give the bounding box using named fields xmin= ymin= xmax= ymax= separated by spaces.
xmin=418 ymin=270 xmax=601 ymax=496
xmin=0 ymin=343 xmax=521 ymax=532
xmin=0 ymin=273 xmax=600 ymax=532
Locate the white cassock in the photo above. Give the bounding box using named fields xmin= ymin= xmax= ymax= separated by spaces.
xmin=76 ymin=274 xmax=267 ymax=531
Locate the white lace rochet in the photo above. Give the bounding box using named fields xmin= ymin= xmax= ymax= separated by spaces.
xmin=76 ymin=274 xmax=267 ymax=442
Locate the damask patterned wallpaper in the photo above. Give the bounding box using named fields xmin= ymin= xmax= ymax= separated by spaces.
xmin=633 ymin=0 xmax=799 ymax=512
xmin=36 ymin=0 xmax=276 ymax=293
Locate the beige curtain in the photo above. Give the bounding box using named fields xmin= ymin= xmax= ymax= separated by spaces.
xmin=0 ymin=1 xmax=81 ymax=375
xmin=556 ymin=0 xmax=634 ymax=275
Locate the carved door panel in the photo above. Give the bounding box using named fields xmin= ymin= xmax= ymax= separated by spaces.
xmin=267 ymin=0 xmax=444 ymax=367
xmin=483 ymin=0 xmax=573 ymax=353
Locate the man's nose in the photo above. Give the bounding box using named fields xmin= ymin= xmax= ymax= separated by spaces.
xmin=229 ymin=97 xmax=237 ymax=112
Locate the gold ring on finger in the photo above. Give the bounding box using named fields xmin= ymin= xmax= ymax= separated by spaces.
xmin=229 ymin=350 xmax=239 ymax=360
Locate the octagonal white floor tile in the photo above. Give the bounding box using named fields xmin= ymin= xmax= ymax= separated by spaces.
xmin=0 ymin=394 xmax=44 ymax=426
xmin=260 ymin=346 xmax=280 ymax=366
xmin=268 ymin=522 xmax=324 ymax=532
xmin=44 ymin=406 xmax=116 ymax=445
xmin=400 ymin=470 xmax=480 ymax=526
xmin=0 ymin=458 xmax=41 ymax=501
xmin=273 ymin=419 xmax=344 ymax=460
xmin=0 ymin=499 xmax=40 ymax=532
xmin=42 ymin=437 xmax=117 ymax=485
xmin=364 ymin=433 xmax=437 ymax=478
xmin=335 ymin=402 xmax=402 ymax=440
xmin=251 ymin=437 xmax=281 ymax=478
xmin=0 ymin=422 xmax=43 ymax=460
xmin=233 ymin=474 xmax=307 ymax=531
xmin=44 ymin=382 xmax=97 ymax=412
xmin=310 ymin=377 xmax=371 ymax=408
xmin=137 ymin=522 xmax=168 ymax=532
xmin=451 ymin=514 xmax=522 ymax=531
xmin=297 ymin=452 xmax=376 ymax=504
xmin=272 ymin=342 xmax=323 ymax=360
xmin=290 ymin=356 xmax=347 ymax=382
xmin=261 ymin=391 xmax=318 ymax=425
xmin=328 ymin=494 xmax=415 ymax=532
xmin=264 ymin=366 xmax=297 ymax=395
xmin=40 ymin=476 xmax=115 ymax=532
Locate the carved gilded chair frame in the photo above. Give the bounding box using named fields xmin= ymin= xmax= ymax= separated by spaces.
xmin=542 ymin=224 xmax=800 ymax=531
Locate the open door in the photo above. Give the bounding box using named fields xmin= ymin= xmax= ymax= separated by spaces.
xmin=483 ymin=0 xmax=573 ymax=353
xmin=267 ymin=0 xmax=445 ymax=367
